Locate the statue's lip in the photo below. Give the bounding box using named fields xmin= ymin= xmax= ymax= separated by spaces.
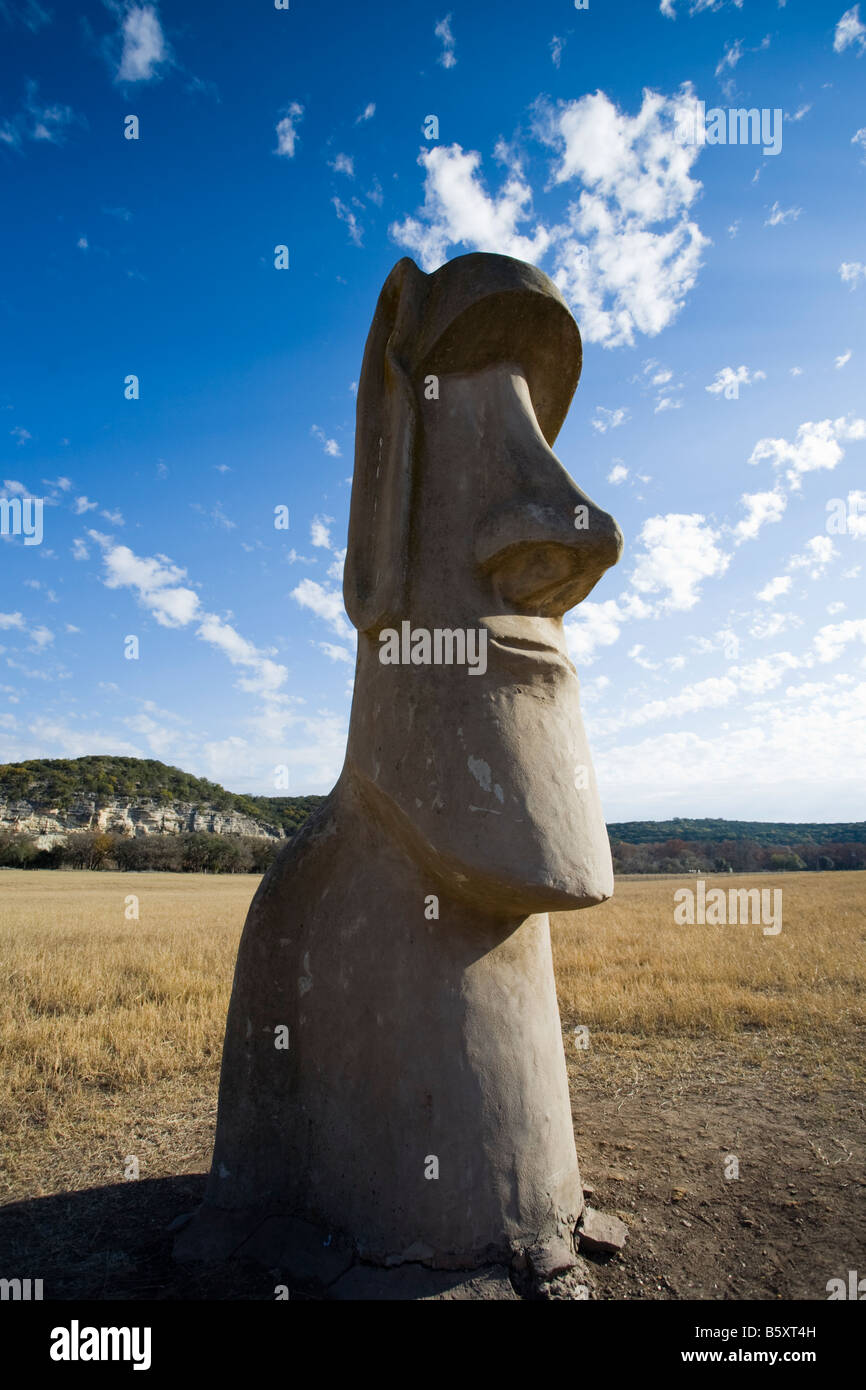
xmin=486 ymin=633 xmax=574 ymax=674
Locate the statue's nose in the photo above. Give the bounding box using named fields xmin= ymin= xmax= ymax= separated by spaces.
xmin=475 ymin=488 xmax=623 ymax=617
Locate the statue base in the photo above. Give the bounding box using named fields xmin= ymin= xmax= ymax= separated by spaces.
xmin=173 ymin=1205 xmax=593 ymax=1300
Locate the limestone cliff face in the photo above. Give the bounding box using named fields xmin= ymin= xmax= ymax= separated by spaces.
xmin=0 ymin=795 xmax=285 ymax=842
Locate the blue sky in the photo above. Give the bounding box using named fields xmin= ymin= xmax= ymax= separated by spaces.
xmin=1 ymin=0 xmax=864 ymax=820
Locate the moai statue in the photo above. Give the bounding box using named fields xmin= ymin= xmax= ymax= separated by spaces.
xmin=177 ymin=252 xmax=622 ymax=1298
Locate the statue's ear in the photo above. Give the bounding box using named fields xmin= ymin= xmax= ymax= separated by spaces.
xmin=344 ymin=257 xmax=427 ymax=633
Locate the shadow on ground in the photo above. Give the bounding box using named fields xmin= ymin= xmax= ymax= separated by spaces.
xmin=0 ymin=1175 xmax=282 ymax=1300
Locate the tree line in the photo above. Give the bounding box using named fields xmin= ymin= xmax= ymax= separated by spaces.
xmin=611 ymin=836 xmax=866 ymax=875
xmin=1 ymin=828 xmax=863 ymax=875
xmin=0 ymin=830 xmax=281 ymax=874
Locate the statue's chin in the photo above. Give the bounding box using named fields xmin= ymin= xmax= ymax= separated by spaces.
xmin=347 ymin=760 xmax=613 ymax=919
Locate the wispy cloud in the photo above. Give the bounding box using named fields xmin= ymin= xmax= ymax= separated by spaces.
xmin=0 ymin=1 xmax=52 ymax=30
xmin=834 ymin=5 xmax=866 ymax=56
xmin=275 ymin=102 xmax=304 ymax=158
xmin=434 ymin=13 xmax=456 ymax=69
xmin=311 ymin=425 xmax=341 ymax=457
xmin=332 ymin=197 xmax=363 ymax=245
xmin=765 ymin=201 xmax=802 ymax=227
xmin=0 ymin=80 xmax=81 ymax=150
xmin=113 ymin=3 xmax=171 ymax=84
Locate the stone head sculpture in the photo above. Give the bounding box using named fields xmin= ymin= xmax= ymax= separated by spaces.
xmin=179 ymin=252 xmax=623 ymax=1295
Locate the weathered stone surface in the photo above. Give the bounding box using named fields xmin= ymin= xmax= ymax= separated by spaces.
xmin=527 ymin=1234 xmax=580 ymax=1282
xmin=182 ymin=251 xmax=623 ymax=1287
xmin=577 ymin=1207 xmax=628 ymax=1254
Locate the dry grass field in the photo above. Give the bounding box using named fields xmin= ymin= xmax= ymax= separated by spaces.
xmin=0 ymin=867 xmax=864 ymax=1299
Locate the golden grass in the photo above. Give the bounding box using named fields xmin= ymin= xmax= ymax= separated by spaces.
xmin=553 ymin=871 xmax=866 ymax=1040
xmin=1 ymin=868 xmax=863 ymax=1202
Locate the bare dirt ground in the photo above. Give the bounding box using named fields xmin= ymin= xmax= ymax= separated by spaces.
xmin=567 ymin=1038 xmax=865 ymax=1300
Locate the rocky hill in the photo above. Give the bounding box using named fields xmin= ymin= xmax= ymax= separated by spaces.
xmin=0 ymin=757 xmax=324 ymax=846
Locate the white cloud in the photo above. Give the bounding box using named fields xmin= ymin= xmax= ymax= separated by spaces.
xmin=327 ymin=548 xmax=347 ymax=582
xmin=814 ymin=618 xmax=866 ymax=662
xmin=749 ymin=611 xmax=797 ymax=640
xmin=195 ymin=614 xmax=286 ymax=697
xmin=29 ymin=625 xmax=53 ymax=649
xmin=1 ymin=80 xmax=79 ymax=149
xmin=71 ymin=537 xmax=89 ymax=561
xmin=834 ymin=5 xmax=866 ymax=55
xmin=749 ymin=415 xmax=866 ymax=490
xmin=660 ymin=0 xmax=746 ymax=15
xmin=89 ymin=535 xmax=289 ymax=700
xmin=311 ymin=424 xmax=341 ymax=457
xmin=316 ymin=641 xmax=353 ymax=664
xmin=93 ymin=537 xmax=202 ymax=628
xmin=706 ymin=364 xmax=766 ymax=395
xmin=434 ymin=13 xmax=456 ymax=68
xmin=332 ymin=197 xmax=363 ymax=246
xmin=355 ymin=102 xmax=375 ymax=124
xmin=630 ymin=513 xmax=730 ymax=610
xmin=115 ymin=3 xmax=169 ymax=84
xmin=733 ymin=653 xmax=803 ymax=694
xmin=733 ymin=489 xmax=786 ymax=544
xmin=715 ymin=39 xmax=743 ymax=77
xmin=0 ymin=612 xmax=25 ymax=629
xmin=607 ymin=463 xmax=629 ymax=485
xmin=74 ymin=496 xmax=98 ymax=514
xmin=564 ymin=598 xmax=628 ymax=666
xmin=787 ymin=535 xmax=838 ymax=579
xmin=835 ymin=348 xmax=853 ymax=368
xmin=592 ymin=406 xmax=629 ymax=434
xmin=390 ymin=144 xmax=551 ymax=274
xmin=629 ymin=676 xmax=739 ymax=726
xmin=550 ymin=35 xmax=563 ymax=68
xmin=310 ymin=514 xmax=333 ymax=549
xmin=291 ymin=578 xmax=353 ymax=641
xmin=843 ymin=490 xmax=866 ymax=538
xmin=840 ymin=260 xmax=866 ymax=288
xmin=391 ymin=87 xmax=708 ymax=349
xmin=275 ymin=102 xmax=304 ymax=158
xmin=757 ymin=575 xmax=792 ymax=603
xmin=765 ymin=202 xmax=802 ymax=227
xmin=538 ymin=88 xmax=708 ymax=347
xmin=331 ymin=153 xmax=354 ymax=177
